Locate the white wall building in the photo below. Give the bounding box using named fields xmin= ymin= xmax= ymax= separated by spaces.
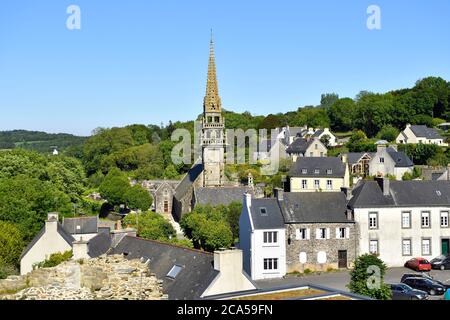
xmin=396 ymin=124 xmax=447 ymax=146
xmin=369 ymin=145 xmax=414 ymax=180
xmin=349 ymin=178 xmax=450 ymax=267
xmin=239 ymin=194 xmax=286 ymax=280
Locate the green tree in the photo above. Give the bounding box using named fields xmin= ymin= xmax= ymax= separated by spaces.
xmin=123 ymin=212 xmax=176 ymax=241
xmin=98 ymin=168 xmax=130 ymax=206
xmin=125 ymin=185 xmax=153 ymax=211
xmin=0 ymin=221 xmax=24 ymax=271
xmin=320 ymin=93 xmax=339 ymax=109
xmin=348 ymin=254 xmax=392 ymax=300
xmin=376 ymin=125 xmax=400 ymax=142
xmin=328 ymin=98 xmax=356 ymax=132
xmin=355 ymin=92 xmax=394 ymax=137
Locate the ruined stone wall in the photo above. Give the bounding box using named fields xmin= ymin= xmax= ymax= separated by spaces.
xmin=0 ymin=255 xmax=166 ymax=300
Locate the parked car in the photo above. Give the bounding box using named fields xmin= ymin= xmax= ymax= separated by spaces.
xmin=445 ymin=289 xmax=450 ymax=301
xmin=430 ymin=255 xmax=450 ymax=270
xmin=400 ymin=273 xmax=433 ymax=283
xmin=401 ymin=277 xmax=446 ymax=295
xmin=404 ymin=257 xmax=431 ymax=272
xmin=389 ymin=283 xmax=428 ymax=300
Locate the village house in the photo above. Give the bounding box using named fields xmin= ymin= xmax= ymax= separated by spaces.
xmin=396 ymin=124 xmax=447 ymax=146
xmin=286 ymin=137 xmax=328 ymax=161
xmin=339 ymin=152 xmax=373 ymax=177
xmin=348 ymin=178 xmax=450 ymax=267
xmin=368 ymin=145 xmax=414 ymax=180
xmin=239 ymin=190 xmax=356 ymax=280
xmin=287 ymin=157 xmax=350 ymax=192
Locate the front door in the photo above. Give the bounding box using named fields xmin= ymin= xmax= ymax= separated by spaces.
xmin=338 ymin=250 xmax=347 ymax=268
xmin=442 ymin=239 xmax=450 ymax=256
xmin=164 ymin=200 xmax=169 ymax=213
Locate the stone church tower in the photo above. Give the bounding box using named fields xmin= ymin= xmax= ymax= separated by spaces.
xmin=201 ymin=33 xmax=226 ymax=187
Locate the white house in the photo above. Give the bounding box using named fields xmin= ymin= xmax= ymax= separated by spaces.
xmin=348 ymin=178 xmax=450 ymax=267
xmin=311 ymin=128 xmax=338 ymax=147
xmin=396 ymin=124 xmax=447 ymax=146
xmin=369 ymin=145 xmax=414 ymax=180
xmin=239 ymin=194 xmax=286 ymax=280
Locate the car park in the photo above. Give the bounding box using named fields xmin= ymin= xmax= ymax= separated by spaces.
xmin=401 ymin=276 xmax=447 ymax=295
xmin=389 ymin=283 xmax=428 ymax=300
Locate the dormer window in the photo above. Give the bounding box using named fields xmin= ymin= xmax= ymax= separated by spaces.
xmin=301 ymin=168 xmax=307 ymax=174
xmin=326 ymin=169 xmax=332 ymax=175
xmin=314 ymin=169 xmax=319 ymax=174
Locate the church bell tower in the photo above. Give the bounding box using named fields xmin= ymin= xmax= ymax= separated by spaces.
xmin=201 ymin=32 xmax=225 ymax=187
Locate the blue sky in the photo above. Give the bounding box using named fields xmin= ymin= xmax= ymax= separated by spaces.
xmin=0 ymin=1 xmax=449 ymax=136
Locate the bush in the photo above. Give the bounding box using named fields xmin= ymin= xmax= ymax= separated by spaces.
xmin=377 ymin=125 xmax=399 ymax=142
xmin=35 ymin=251 xmax=73 ymax=269
xmin=123 ymin=212 xmax=175 ymax=241
xmin=0 ymin=221 xmax=24 ymax=269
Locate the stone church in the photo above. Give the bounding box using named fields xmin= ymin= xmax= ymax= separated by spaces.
xmin=140 ymin=35 xmax=261 ymax=221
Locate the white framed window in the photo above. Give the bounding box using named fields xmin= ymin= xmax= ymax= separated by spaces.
xmin=422 ymin=239 xmax=431 ymax=256
xmin=296 ymin=228 xmax=309 ymax=240
xmin=441 ymin=211 xmax=449 ymax=228
xmin=315 ymin=144 xmax=318 ymax=150
xmin=301 ymin=168 xmax=307 ymax=174
xmin=316 ymin=228 xmax=327 ymax=239
xmin=326 ymin=180 xmax=332 ymax=190
xmin=401 ymin=211 xmax=411 ymax=229
xmin=263 ymin=231 xmax=278 ymax=244
xmin=369 ymin=212 xmax=378 ymax=229
xmin=369 ymin=240 xmax=379 ymax=254
xmin=302 ymin=180 xmax=307 ymax=189
xmin=380 ymin=157 xmax=384 ymax=163
xmin=336 ymin=227 xmax=348 ymax=239
xmin=326 ymin=169 xmax=332 ymax=175
xmin=402 ymin=239 xmax=412 ymax=256
xmin=421 ymin=211 xmax=431 ymax=228
xmin=314 ymin=180 xmax=320 ymax=189
xmin=314 ymin=169 xmax=319 ymax=174
xmin=263 ymin=258 xmax=278 ymax=270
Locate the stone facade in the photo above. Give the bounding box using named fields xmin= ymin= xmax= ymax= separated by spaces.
xmin=140 ymin=180 xmax=178 ymax=213
xmin=1 ymin=255 xmax=165 ymax=300
xmin=285 ymin=223 xmax=357 ymax=272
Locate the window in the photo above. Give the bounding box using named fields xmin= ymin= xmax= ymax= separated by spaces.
xmin=317 ymin=228 xmax=327 ymax=239
xmin=320 ymin=152 xmax=324 ymax=157
xmin=302 ymin=180 xmax=307 ymax=189
xmin=314 ymin=169 xmax=320 ymax=174
xmin=402 ymin=239 xmax=412 ymax=256
xmin=301 ymin=168 xmax=307 ymax=174
xmin=326 ymin=169 xmax=332 ymax=175
xmin=441 ymin=211 xmax=449 ymax=228
xmin=263 ymin=231 xmax=278 ymax=244
xmin=422 ymin=239 xmax=431 ymax=256
xmin=338 ymin=228 xmax=346 ymax=239
xmin=315 ymin=144 xmax=318 ymax=150
xmin=166 ymin=265 xmax=183 ymax=279
xmin=369 ymin=212 xmax=378 ymax=229
xmin=369 ymin=240 xmax=379 ymax=254
xmin=380 ymin=157 xmax=385 ymax=163
xmin=401 ymin=211 xmax=411 ymax=229
xmin=260 ymin=207 xmax=267 ymax=216
xmin=310 ymin=152 xmax=313 ymax=157
xmin=296 ymin=228 xmax=307 ymax=240
xmin=263 ymin=258 xmax=278 ymax=270
xmin=314 ymin=180 xmax=320 ymax=189
xmin=421 ymin=211 xmax=431 ymax=228
xmin=326 ymin=180 xmax=332 ymax=190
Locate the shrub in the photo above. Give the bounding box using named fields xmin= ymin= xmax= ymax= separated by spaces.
xmin=35 ymin=251 xmax=73 ymax=269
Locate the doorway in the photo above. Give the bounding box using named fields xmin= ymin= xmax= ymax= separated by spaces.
xmin=338 ymin=250 xmax=347 ymax=268
xmin=442 ymin=239 xmax=450 ymax=256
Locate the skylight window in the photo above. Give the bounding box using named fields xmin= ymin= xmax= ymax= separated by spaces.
xmin=167 ymin=265 xmax=183 ymax=279
xmin=436 ymin=190 xmax=442 ymax=196
xmin=260 ymin=207 xmax=267 ymax=215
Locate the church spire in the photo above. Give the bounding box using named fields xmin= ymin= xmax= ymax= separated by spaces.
xmin=204 ymin=30 xmax=222 ymax=113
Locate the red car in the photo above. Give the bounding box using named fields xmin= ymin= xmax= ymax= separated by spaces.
xmin=404 ymin=257 xmax=432 ymax=272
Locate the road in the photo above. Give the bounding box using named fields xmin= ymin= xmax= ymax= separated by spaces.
xmin=255 ymin=267 xmax=450 ymax=300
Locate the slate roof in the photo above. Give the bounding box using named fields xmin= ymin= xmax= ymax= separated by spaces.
xmin=62 ymin=216 xmax=98 ymax=235
xmin=341 ymin=152 xmax=373 ymax=165
xmin=289 ymin=157 xmax=346 ymax=178
xmin=249 ymin=198 xmax=285 ymax=230
xmin=174 ymin=161 xmax=203 ymax=200
xmin=20 ymin=222 xmax=76 ymax=259
xmin=88 ymin=232 xmax=112 ymax=258
xmin=348 ymin=180 xmax=450 ymax=208
xmin=195 ymin=186 xmax=250 ymax=206
xmin=286 ymin=138 xmax=315 ymax=154
xmin=312 ymin=129 xmax=324 ymax=138
xmin=386 ymin=148 xmax=414 ymax=168
xmin=110 ymin=236 xmax=218 ymax=300
xmin=410 ymin=125 xmax=443 ymax=139
xmin=279 ymin=192 xmax=351 ymax=224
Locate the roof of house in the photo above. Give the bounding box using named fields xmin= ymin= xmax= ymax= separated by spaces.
xmin=174 ymin=161 xmax=203 ymax=200
xmin=311 ymin=129 xmax=334 ymax=139
xmin=62 ymin=216 xmax=98 ymax=235
xmin=279 ymin=192 xmax=351 ymax=223
xmin=341 ymin=152 xmax=373 ymax=165
xmin=385 ymin=148 xmax=414 ymax=168
xmin=195 ymin=186 xmax=250 ymax=207
xmin=20 ymin=222 xmax=76 ymax=259
xmin=289 ymin=157 xmax=346 ymax=178
xmin=348 ymin=180 xmax=450 ymax=208
xmin=248 ymin=198 xmax=285 ymax=230
xmin=409 ymin=125 xmax=443 ymax=139
xmin=110 ymin=236 xmax=218 ymax=300
xmin=286 ymin=138 xmax=317 ymax=154
xmin=87 ymin=231 xmax=112 ymax=258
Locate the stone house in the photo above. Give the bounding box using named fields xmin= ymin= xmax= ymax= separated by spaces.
xmin=368 ymin=145 xmax=414 ymax=180
xmin=140 ymin=180 xmax=178 ymax=213
xmin=286 ymin=137 xmax=328 ymax=162
xmin=396 ymin=124 xmax=447 ymax=146
xmin=339 ymin=152 xmax=373 ymax=177
xmin=348 ymin=178 xmax=450 ymax=267
xmin=287 ymin=157 xmax=350 ymax=192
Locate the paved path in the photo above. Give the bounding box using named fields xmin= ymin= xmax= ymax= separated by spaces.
xmin=255 ymin=267 xmax=450 ymax=300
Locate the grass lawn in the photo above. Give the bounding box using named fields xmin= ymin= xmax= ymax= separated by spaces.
xmin=232 ymin=288 xmax=325 ymax=300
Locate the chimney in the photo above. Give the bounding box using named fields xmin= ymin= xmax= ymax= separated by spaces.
xmin=247 ymin=172 xmax=254 ymax=189
xmin=341 ymin=154 xmax=348 ymax=164
xmin=375 ymin=177 xmax=390 ymax=196
xmin=341 ymin=187 xmax=352 ymax=201
xmin=243 ymin=192 xmax=252 ymax=208
xmin=45 ymin=212 xmax=59 ymax=233
xmin=377 ymin=144 xmax=387 ymax=153
xmin=389 ymin=144 xmax=398 ymax=152
xmin=273 ymin=188 xmax=284 ymax=201
xmin=72 ymin=238 xmax=90 ymax=260
xmin=111 ymin=228 xmax=137 ymax=247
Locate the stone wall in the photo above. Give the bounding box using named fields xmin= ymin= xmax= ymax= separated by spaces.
xmin=285 ymin=223 xmax=357 ymax=273
xmin=0 ymin=255 xmax=166 ymax=300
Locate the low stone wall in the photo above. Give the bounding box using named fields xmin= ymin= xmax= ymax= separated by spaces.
xmin=0 ymin=255 xmax=166 ymax=300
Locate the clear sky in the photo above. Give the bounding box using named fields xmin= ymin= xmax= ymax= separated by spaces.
xmin=1 ymin=0 xmax=449 ymax=136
